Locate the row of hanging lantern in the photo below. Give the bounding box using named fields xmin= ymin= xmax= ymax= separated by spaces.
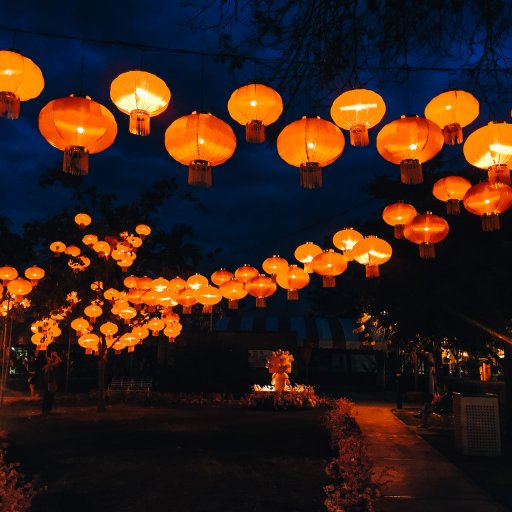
xmin=4 ymin=49 xmax=512 ymax=190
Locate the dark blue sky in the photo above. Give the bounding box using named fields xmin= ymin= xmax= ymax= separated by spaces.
xmin=0 ymin=1 xmax=505 ymax=275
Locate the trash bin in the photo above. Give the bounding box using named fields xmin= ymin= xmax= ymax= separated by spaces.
xmin=453 ymin=393 xmax=501 ymax=456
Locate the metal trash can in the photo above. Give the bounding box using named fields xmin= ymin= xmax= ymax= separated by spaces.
xmin=453 ymin=393 xmax=501 ymax=456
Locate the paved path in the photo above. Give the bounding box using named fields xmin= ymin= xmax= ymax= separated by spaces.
xmin=355 ymin=403 xmax=508 ymax=512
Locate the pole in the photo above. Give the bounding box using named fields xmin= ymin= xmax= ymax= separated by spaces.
xmin=65 ymin=327 xmax=72 ymax=393
xmin=0 ymin=295 xmax=11 ymax=407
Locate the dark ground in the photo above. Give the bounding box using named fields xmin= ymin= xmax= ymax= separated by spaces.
xmin=393 ymin=407 xmax=512 ymax=511
xmin=0 ymin=403 xmax=331 ymax=512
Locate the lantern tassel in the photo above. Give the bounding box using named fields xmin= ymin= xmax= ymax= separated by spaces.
xmin=322 ymin=276 xmax=335 ymax=288
xmin=246 ymin=120 xmax=265 ymax=144
xmin=488 ymin=164 xmax=510 ymax=187
xmin=0 ymin=91 xmax=20 ymax=120
xmin=203 ymin=304 xmax=213 ymax=314
xmin=256 ymin=297 xmax=267 ymax=308
xmin=129 ymin=109 xmax=150 ymax=136
xmin=446 ymin=199 xmax=461 ymax=215
xmin=182 ymin=305 xmax=192 ymax=314
xmin=419 ymin=243 xmax=436 ymax=259
xmin=482 ymin=213 xmax=500 ymax=232
xmin=443 ymin=123 xmax=463 ymax=145
xmin=400 ymin=159 xmax=422 ymax=185
xmin=63 ymin=146 xmax=89 ymax=176
xmin=393 ymin=225 xmax=405 ymax=239
xmin=228 ymin=299 xmax=239 ymax=310
xmin=300 ymin=162 xmax=322 ymax=189
xmin=189 ymin=160 xmax=212 ymax=188
xmin=287 ymin=289 xmax=299 ymax=300
xmin=365 ymin=265 xmax=380 ymax=278
xmin=349 ymin=125 xmax=370 ymax=147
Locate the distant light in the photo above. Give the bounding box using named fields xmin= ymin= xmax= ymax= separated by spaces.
xmin=339 ymin=103 xmax=378 ymax=112
xmin=250 ymin=100 xmax=257 ymax=107
xmin=445 ymin=104 xmax=453 ymax=110
xmin=76 ymin=126 xmax=85 ymax=134
xmin=307 ymin=142 xmax=315 ymax=149
xmin=198 ymin=137 xmax=205 ymax=144
xmin=409 ymin=143 xmax=418 ymax=150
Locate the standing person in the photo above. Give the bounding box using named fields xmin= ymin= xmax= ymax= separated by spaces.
xmin=41 ymin=350 xmax=62 ymax=414
xmin=26 ymin=356 xmax=37 ymax=398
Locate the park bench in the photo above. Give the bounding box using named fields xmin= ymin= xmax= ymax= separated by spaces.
xmin=108 ymin=377 xmax=153 ymax=402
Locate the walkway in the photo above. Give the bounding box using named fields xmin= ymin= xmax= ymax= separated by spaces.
xmin=355 ymin=403 xmax=508 ymax=512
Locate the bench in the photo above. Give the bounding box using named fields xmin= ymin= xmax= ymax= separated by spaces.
xmin=108 ymin=377 xmax=153 ymax=401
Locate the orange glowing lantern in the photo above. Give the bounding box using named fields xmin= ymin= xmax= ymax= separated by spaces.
xmin=294 ymin=242 xmax=322 ymax=272
xmin=245 ymin=274 xmax=277 ymax=307
xmin=123 ymin=275 xmax=139 ymax=289
xmin=234 ymin=264 xmax=259 ymax=285
xmin=0 ymin=50 xmax=44 ymax=119
xmin=49 ymin=241 xmax=66 ymax=257
xmin=116 ymin=303 xmax=137 ymax=324
xmin=330 ymin=88 xmax=386 ymax=146
xmin=332 ymin=228 xmax=363 ymax=261
xmin=211 ymin=269 xmax=234 ymax=286
xmin=136 ymin=275 xmax=153 ymax=290
xmin=262 ymin=255 xmax=288 ymax=280
xmin=432 ymin=176 xmax=472 ymax=215
xmin=24 ymin=266 xmax=45 ymax=286
xmin=176 ymin=287 xmax=197 ymax=314
xmin=135 ymin=224 xmax=151 ymax=239
xmin=110 ymin=70 xmax=170 ymax=136
xmin=70 ymin=317 xmax=90 ymax=334
xmin=376 ymin=115 xmax=444 ymax=184
xmin=186 ymin=273 xmax=208 ymax=290
xmin=39 ymin=95 xmax=117 ymax=176
xmin=82 ymin=234 xmax=98 ymax=247
xmin=142 ymin=290 xmax=159 ymax=312
xmin=84 ymin=304 xmax=102 ymax=323
xmin=74 ymin=212 xmax=92 ymax=229
xmin=164 ymin=322 xmax=182 ymax=342
xmin=382 ymin=201 xmax=418 ymax=239
xmin=93 ymin=241 xmax=110 ymax=258
xmin=99 ymin=321 xmax=119 ymax=341
xmin=311 ymin=249 xmax=347 ymax=287
xmin=352 ymin=236 xmax=392 ymax=278
xmin=403 ymin=212 xmax=449 ymax=259
xmin=104 ymin=288 xmax=119 ymax=302
xmin=165 ymin=111 xmax=236 ymax=187
xmin=78 ymin=332 xmax=100 ymax=354
xmin=151 ymin=277 xmax=169 ymax=293
xmin=277 ymin=116 xmax=345 ymax=189
xmin=276 ymin=265 xmax=310 ymax=300
xmin=227 ymin=83 xmax=283 ymax=143
xmin=146 ymin=317 xmax=165 ymax=336
xmin=424 ymin=90 xmax=479 ymax=144
xmin=195 ymin=285 xmax=222 ymax=313
xmin=65 ymin=245 xmax=81 ymax=257
xmin=219 ymin=278 xmax=247 ymax=309
xmin=463 ymin=181 xmax=512 ymax=231
xmin=0 ymin=266 xmax=19 ymax=282
xmin=463 ymin=121 xmax=512 ymax=186
xmin=6 ymin=278 xmax=32 ymax=298
xmin=168 ymin=277 xmax=187 ymax=293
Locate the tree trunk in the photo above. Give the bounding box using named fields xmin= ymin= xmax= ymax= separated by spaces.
xmin=97 ymin=351 xmax=107 ymax=413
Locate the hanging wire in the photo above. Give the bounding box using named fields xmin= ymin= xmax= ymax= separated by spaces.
xmin=79 ymin=40 xmax=85 ymax=96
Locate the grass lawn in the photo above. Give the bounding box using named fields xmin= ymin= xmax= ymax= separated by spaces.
xmin=1 ymin=403 xmax=331 ymax=512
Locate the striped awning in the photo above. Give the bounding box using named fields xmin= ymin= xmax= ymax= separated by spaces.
xmin=213 ymin=315 xmax=361 ymax=349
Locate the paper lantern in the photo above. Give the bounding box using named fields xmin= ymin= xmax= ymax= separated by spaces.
xmin=463 ymin=121 xmax=512 ymax=186
xmin=311 ymin=249 xmax=348 ymax=287
xmin=136 ymin=276 xmax=153 ymax=290
xmin=7 ymin=278 xmax=32 ymax=297
xmin=74 ymin=212 xmax=91 ymax=229
xmin=135 ymin=224 xmax=151 ymax=239
xmin=24 ymin=266 xmax=45 ymax=286
xmin=276 ymin=265 xmax=310 ymax=300
xmin=110 ymin=70 xmax=170 ymax=136
xmin=146 ymin=317 xmax=165 ymax=336
xmin=65 ymin=245 xmax=81 ymax=257
xmin=151 ymin=277 xmax=169 ymax=293
xmin=330 ymin=88 xmax=386 ymax=146
xmin=403 ymin=212 xmax=449 ymax=259
xmin=376 ymin=115 xmax=444 ymax=184
xmin=164 ymin=322 xmax=182 ymax=342
xmin=165 ymin=111 xmax=236 ymax=187
xmin=78 ymin=333 xmax=100 ymax=354
xmin=432 ymin=176 xmax=472 ymax=214
xmin=277 ymin=116 xmax=345 ymax=189
xmin=70 ymin=317 xmax=90 ymax=333
xmin=195 ymin=285 xmax=222 ymax=313
xmin=176 ymin=287 xmax=197 ymax=314
xmin=294 ymin=242 xmax=322 ymax=272
xmin=352 ymin=236 xmax=392 ymax=278
xmin=82 ymin=234 xmax=98 ymax=247
xmin=262 ymin=255 xmax=288 ymax=280
xmin=39 ymin=95 xmax=117 ymax=176
xmin=332 ymin=228 xmax=363 ymax=261
xmin=0 ymin=266 xmax=18 ymax=283
xmin=123 ymin=275 xmax=139 ymax=289
xmin=463 ymin=181 xmax=512 ymax=231
xmin=245 ymin=274 xmax=277 ymax=307
xmin=0 ymin=50 xmax=44 ymax=119
xmin=382 ymin=201 xmax=418 ymax=239
xmin=50 ymin=241 xmax=66 ymax=257
xmin=227 ymin=83 xmax=283 ymax=143
xmin=211 ymin=269 xmax=234 ymax=286
xmin=186 ymin=273 xmax=208 ymax=290
xmin=425 ymin=90 xmax=479 ymax=144
xmin=84 ymin=304 xmax=102 ymax=323
xmin=219 ymin=278 xmax=247 ymax=309
xmin=234 ymin=264 xmax=259 ymax=285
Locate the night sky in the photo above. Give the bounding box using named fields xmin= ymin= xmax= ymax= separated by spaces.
xmin=0 ymin=1 xmax=507 ymax=275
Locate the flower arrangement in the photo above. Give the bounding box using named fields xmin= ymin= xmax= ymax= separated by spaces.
xmin=0 ymin=431 xmax=38 ymax=512
xmin=246 ymin=384 xmax=329 ymax=410
xmin=323 ymin=399 xmax=381 ymax=512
